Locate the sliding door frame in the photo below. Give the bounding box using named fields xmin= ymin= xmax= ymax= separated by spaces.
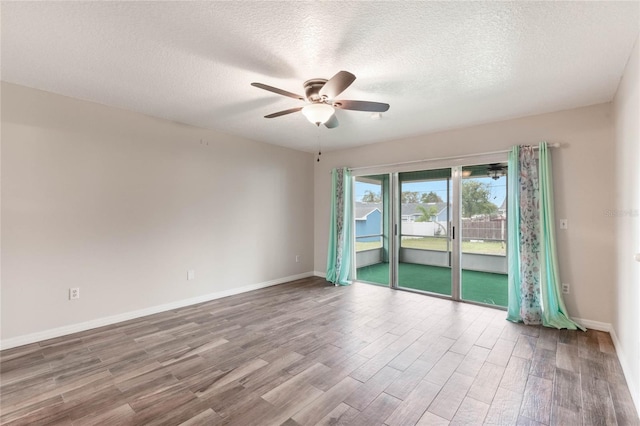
xmin=351 ymin=152 xmax=508 ymax=305
xmin=451 ymin=166 xmax=462 ymax=301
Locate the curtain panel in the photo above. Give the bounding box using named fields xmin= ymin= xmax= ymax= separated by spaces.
xmin=326 ymin=167 xmax=353 ymax=286
xmin=507 ymin=142 xmax=584 ymax=330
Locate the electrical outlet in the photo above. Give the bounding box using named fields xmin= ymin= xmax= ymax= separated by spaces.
xmin=187 ymin=270 xmax=195 ymax=281
xmin=562 ymin=283 xmax=570 ymax=294
xmin=295 ymin=255 xmax=300 ymax=263
xmin=560 ymin=219 xmax=568 ymax=229
xmin=69 ymin=287 xmax=80 ymax=300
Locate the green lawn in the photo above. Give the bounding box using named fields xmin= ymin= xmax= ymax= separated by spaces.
xmin=356 ymin=237 xmax=505 ymax=256
xmin=356 ymin=262 xmax=508 ymax=307
xmin=355 ymin=241 xmax=383 ymax=251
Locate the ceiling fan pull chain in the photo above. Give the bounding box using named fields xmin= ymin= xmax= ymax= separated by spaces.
xmin=317 ymin=127 xmax=322 ymax=162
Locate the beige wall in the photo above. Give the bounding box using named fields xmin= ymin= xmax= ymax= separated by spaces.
xmin=314 ymin=103 xmax=616 ymax=325
xmin=1 ymin=82 xmax=314 ymax=344
xmin=613 ymin=35 xmax=640 ymax=411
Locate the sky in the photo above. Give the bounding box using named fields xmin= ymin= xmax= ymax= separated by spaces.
xmin=355 ymin=176 xmax=507 ymax=208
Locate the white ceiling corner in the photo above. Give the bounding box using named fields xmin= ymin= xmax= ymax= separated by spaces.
xmin=1 ymin=1 xmax=638 ymax=153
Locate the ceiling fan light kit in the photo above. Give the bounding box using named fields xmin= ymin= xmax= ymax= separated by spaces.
xmin=301 ymin=103 xmax=335 ymax=126
xmin=251 ymin=70 xmax=390 ymax=129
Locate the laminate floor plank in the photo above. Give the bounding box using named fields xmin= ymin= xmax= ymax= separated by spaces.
xmin=467 ymin=361 xmax=505 ymax=405
xmin=307 ymin=353 xmax=369 ymax=392
xmin=261 ymin=363 xmax=326 ymax=408
xmin=581 ymin=375 xmax=618 ymax=426
xmin=609 ymin=382 xmax=640 ymax=426
xmin=348 ymin=392 xmax=401 ymax=426
xmin=499 ymin=356 xmax=531 ymax=394
xmin=314 ymin=402 xmax=360 ymax=426
xmin=456 ymin=345 xmax=490 ymax=379
xmin=385 ymin=379 xmax=441 ymax=426
xmin=449 ymin=396 xmax=489 ymax=426
xmin=0 ymin=277 xmax=637 ymax=425
xmin=519 ymin=375 xmax=553 ymax=424
xmin=290 ymin=376 xmax=361 ymax=426
xmin=177 ymin=408 xmax=223 ymax=426
xmin=416 ymin=335 xmax=456 ymax=366
xmin=423 ymin=351 xmax=465 ymax=387
xmin=484 ymin=386 xmax=523 ymax=426
xmin=485 ymin=338 xmax=516 ymax=367
xmin=604 ymin=353 xmax=628 ymax=386
xmin=384 ymin=358 xmax=434 ymax=401
xmin=551 ymin=368 xmax=581 ymax=416
xmin=76 ymin=403 xmax=137 ymax=426
xmin=499 ymin=322 xmax=528 ymax=343
xmin=427 ymin=372 xmax=474 ymax=420
xmin=343 ymin=365 xmax=400 ymax=411
xmin=416 ymin=411 xmax=450 ymax=426
xmin=475 ymin=326 xmax=503 ymax=349
xmin=512 ymin=335 xmax=537 ymax=360
xmin=555 ymin=342 xmax=580 ymax=373
xmin=241 ymin=352 xmax=305 ymax=395
xmin=529 ymin=347 xmax=556 ymax=381
xmin=349 ymin=347 xmax=402 ymax=384
xmin=60 ymin=384 xmax=127 ymax=421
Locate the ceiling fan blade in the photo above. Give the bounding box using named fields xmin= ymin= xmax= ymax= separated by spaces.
xmin=264 ymin=107 xmax=303 ymax=118
xmin=251 ymin=82 xmax=304 ymax=101
xmin=324 ymin=114 xmax=339 ymax=129
xmin=333 ymin=100 xmax=390 ymax=112
xmin=319 ymin=71 xmax=356 ymax=100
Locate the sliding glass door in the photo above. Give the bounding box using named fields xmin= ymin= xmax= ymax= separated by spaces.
xmin=354 ymin=175 xmax=390 ymax=286
xmin=460 ymin=164 xmax=509 ymax=307
xmin=398 ymin=169 xmax=453 ymax=296
xmin=352 ymin=159 xmax=508 ymax=309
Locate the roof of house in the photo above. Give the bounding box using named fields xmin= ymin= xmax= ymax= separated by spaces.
xmin=401 ymin=202 xmax=448 ymax=217
xmin=356 ymin=202 xmax=449 ymax=220
xmin=355 ymin=202 xmax=382 ymax=220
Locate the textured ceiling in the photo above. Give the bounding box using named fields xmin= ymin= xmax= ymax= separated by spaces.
xmin=1 ymin=2 xmax=638 ymax=152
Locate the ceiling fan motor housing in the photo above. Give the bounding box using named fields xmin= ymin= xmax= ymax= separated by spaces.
xmin=303 ymin=79 xmax=328 ymax=102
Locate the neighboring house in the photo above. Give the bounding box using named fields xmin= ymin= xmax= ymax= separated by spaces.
xmin=355 ymin=202 xmax=382 ymax=242
xmin=401 ymin=202 xmax=449 ymax=222
xmin=356 ymin=202 xmax=450 ymax=240
xmin=498 ymin=198 xmax=507 ymax=217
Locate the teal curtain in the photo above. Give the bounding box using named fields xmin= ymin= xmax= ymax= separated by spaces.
xmin=381 ymin=175 xmax=390 ymax=263
xmin=538 ymin=143 xmax=583 ymax=329
xmin=326 ymin=167 xmax=353 ymax=286
xmin=507 ymin=146 xmax=522 ymax=323
xmin=507 ymin=142 xmax=584 ymax=330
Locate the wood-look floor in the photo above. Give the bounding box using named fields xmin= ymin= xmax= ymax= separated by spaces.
xmin=1 ymin=277 xmax=638 ymax=426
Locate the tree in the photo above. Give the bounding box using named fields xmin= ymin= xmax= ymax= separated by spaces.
xmin=401 ymin=191 xmax=420 ymax=203
xmin=361 ymin=190 xmax=381 ymax=203
xmin=415 ymin=205 xmax=438 ymax=222
xmin=461 ymin=181 xmax=498 ymax=218
xmin=420 ymin=191 xmax=443 ymax=203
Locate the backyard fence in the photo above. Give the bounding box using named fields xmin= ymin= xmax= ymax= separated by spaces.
xmin=401 ymin=221 xmax=445 ymax=237
xmin=462 ymin=218 xmax=506 ymax=241
xmin=401 ymin=219 xmax=506 ymax=241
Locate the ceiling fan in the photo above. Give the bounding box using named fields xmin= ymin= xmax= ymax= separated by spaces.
xmin=251 ymin=71 xmax=390 ymax=129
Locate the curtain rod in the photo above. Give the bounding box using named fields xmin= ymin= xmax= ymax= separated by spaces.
xmin=347 ymin=142 xmax=560 ymax=172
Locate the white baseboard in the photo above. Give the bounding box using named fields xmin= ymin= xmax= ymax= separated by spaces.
xmin=314 ymin=270 xmax=327 ymax=278
xmin=0 ymin=272 xmax=314 ymax=351
xmin=573 ymin=317 xmax=612 ymax=332
xmin=609 ymin=327 xmax=640 ymax=417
